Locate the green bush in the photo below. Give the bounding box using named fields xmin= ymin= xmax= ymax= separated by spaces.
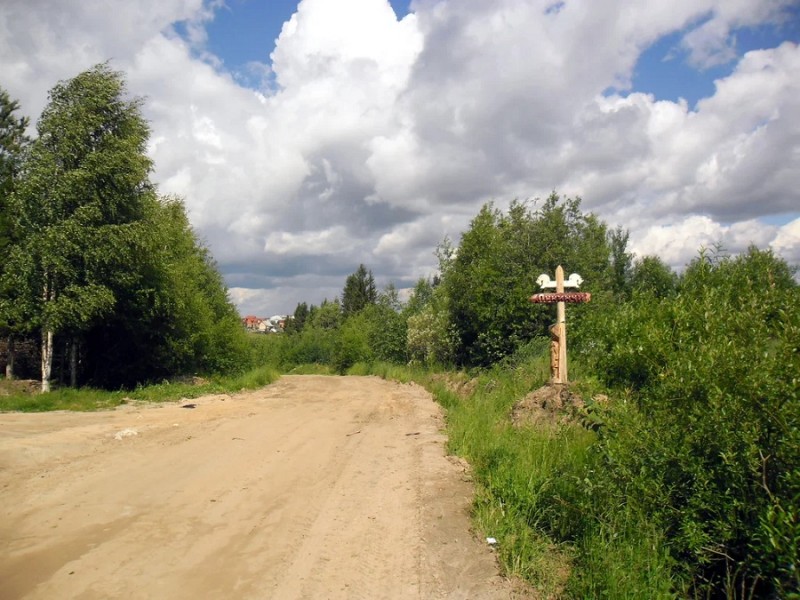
xmin=333 ymin=313 xmax=373 ymax=373
xmin=574 ymin=247 xmax=800 ymax=597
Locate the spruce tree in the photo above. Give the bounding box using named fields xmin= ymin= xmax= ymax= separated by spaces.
xmin=341 ymin=264 xmax=377 ymax=317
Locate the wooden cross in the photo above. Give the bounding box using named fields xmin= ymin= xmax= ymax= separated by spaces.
xmin=529 ymin=265 xmax=591 ymax=384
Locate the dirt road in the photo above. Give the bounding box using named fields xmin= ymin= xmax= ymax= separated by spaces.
xmin=0 ymin=375 xmax=524 ymax=599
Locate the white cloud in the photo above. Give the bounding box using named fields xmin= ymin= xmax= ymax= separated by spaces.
xmin=264 ymin=227 xmax=352 ymax=256
xmin=681 ymin=17 xmax=737 ymax=69
xmin=630 ymin=216 xmax=783 ymax=269
xmin=679 ymin=0 xmax=794 ymax=68
xmin=772 ymin=218 xmax=800 ymax=265
xmin=1 ymin=0 xmax=798 ymax=315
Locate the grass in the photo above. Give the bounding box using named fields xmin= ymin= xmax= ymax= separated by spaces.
xmin=0 ymin=365 xmax=281 ymax=412
xmin=285 ymin=363 xmax=335 ymax=375
xmin=346 ymin=361 xmax=428 ymax=383
xmin=0 ymin=386 xmax=129 ymax=412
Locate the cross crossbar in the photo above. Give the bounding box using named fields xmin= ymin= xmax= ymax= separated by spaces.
xmin=529 ymin=292 xmax=592 ymax=304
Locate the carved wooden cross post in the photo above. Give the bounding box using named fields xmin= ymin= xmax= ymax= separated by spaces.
xmin=529 ymin=265 xmax=591 ymax=385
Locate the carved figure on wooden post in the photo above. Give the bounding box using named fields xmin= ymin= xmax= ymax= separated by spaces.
xmin=530 ymin=265 xmax=591 ymax=385
xmin=548 ymin=323 xmax=560 ymax=381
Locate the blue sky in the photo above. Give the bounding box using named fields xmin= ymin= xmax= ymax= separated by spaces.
xmin=2 ymin=0 xmax=799 ymax=314
xmin=631 ymin=8 xmax=800 ymax=108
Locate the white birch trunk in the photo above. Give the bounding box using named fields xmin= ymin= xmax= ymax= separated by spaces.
xmin=41 ymin=274 xmax=55 ymax=393
xmin=41 ymin=329 xmax=53 ymax=393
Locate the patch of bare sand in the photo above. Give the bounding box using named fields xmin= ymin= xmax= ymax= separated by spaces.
xmin=0 ymin=375 xmax=531 ymax=599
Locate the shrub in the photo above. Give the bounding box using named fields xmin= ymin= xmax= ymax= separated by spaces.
xmin=575 ymin=247 xmax=800 ymax=596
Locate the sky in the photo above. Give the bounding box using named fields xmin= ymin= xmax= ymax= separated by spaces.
xmin=1 ymin=0 xmax=799 ymax=316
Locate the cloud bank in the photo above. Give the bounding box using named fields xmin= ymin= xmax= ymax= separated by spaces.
xmin=1 ymin=0 xmax=798 ymax=314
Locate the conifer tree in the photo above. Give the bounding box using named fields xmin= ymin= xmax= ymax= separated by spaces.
xmin=341 ymin=264 xmax=377 ymax=317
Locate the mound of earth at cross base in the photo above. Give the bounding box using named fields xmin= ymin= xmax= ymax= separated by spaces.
xmin=0 ymin=375 xmax=535 ymax=599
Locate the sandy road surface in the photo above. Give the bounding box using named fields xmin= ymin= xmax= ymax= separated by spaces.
xmin=0 ymin=375 xmax=525 ymax=599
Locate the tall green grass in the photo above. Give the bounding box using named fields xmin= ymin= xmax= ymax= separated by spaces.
xmin=0 ymin=365 xmax=280 ymax=412
xmin=0 ymin=386 xmax=128 ymax=412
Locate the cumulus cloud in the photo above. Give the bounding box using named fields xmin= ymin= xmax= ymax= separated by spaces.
xmin=772 ymin=217 xmax=800 ymax=265
xmin=0 ymin=0 xmax=798 ymax=315
xmin=629 ymin=215 xmax=781 ymax=269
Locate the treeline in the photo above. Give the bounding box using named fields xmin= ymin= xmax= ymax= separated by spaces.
xmin=266 ymin=196 xmax=798 ymax=597
xmin=269 ymin=193 xmax=674 ymax=372
xmin=0 ymin=65 xmax=249 ymax=390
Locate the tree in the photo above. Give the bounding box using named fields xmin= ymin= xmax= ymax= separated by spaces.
xmin=406 ymin=300 xmax=454 ymax=366
xmin=341 ymin=264 xmax=377 ymax=317
xmin=403 ymin=277 xmax=434 ymax=317
xmin=0 ymin=86 xmax=29 ymax=253
xmin=378 ymin=282 xmax=402 ymax=312
xmin=6 ymin=64 xmax=154 ymax=391
xmin=2 ymin=66 xmax=250 ymax=390
xmin=286 ymin=302 xmax=309 ymax=334
xmin=311 ymin=298 xmax=342 ymax=330
xmin=444 ymin=193 xmax=612 ymax=366
xmin=0 ymin=87 xmax=30 ymax=378
xmin=404 ymin=275 xmax=454 ymax=366
xmin=79 ymin=195 xmax=249 ymax=387
xmin=630 ymin=255 xmax=677 ymax=298
xmin=365 ymin=303 xmax=407 ymax=363
xmin=608 ymin=226 xmax=632 ymax=298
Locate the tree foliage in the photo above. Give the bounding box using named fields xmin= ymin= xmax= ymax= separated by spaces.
xmin=0 ymin=87 xmax=31 ymax=378
xmin=0 ymin=86 xmax=29 ymax=255
xmin=444 ymin=193 xmax=611 ymax=366
xmin=286 ymin=301 xmax=309 ymax=334
xmin=608 ymin=225 xmax=633 ymax=298
xmin=574 ymin=247 xmax=799 ymax=596
xmin=630 ymin=255 xmax=678 ymax=298
xmin=1 ymin=65 xmax=247 ymax=389
xmin=5 ymin=64 xmax=153 ymax=390
xmin=341 ymin=264 xmax=377 ymax=317
xmin=79 ymin=196 xmax=249 ymax=387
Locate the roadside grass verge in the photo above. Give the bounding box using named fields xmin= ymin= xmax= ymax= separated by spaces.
xmin=0 ymin=385 xmax=129 ymax=412
xmin=285 ymin=363 xmax=335 ymax=375
xmin=0 ymin=365 xmax=280 ymax=412
xmin=346 ymin=361 xmax=428 ymax=383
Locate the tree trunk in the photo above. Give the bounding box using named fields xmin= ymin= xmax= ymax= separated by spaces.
xmin=69 ymin=338 xmax=77 ymax=388
xmin=58 ymin=339 xmax=65 ymax=385
xmin=41 ymin=329 xmax=54 ymax=393
xmin=5 ymin=337 xmax=14 ymax=380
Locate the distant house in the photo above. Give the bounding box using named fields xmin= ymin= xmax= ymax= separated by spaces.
xmin=242 ymin=314 xmax=290 ymax=333
xmin=242 ymin=315 xmax=263 ymax=331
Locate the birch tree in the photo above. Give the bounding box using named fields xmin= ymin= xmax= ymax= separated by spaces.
xmin=7 ymin=64 xmax=152 ymax=391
